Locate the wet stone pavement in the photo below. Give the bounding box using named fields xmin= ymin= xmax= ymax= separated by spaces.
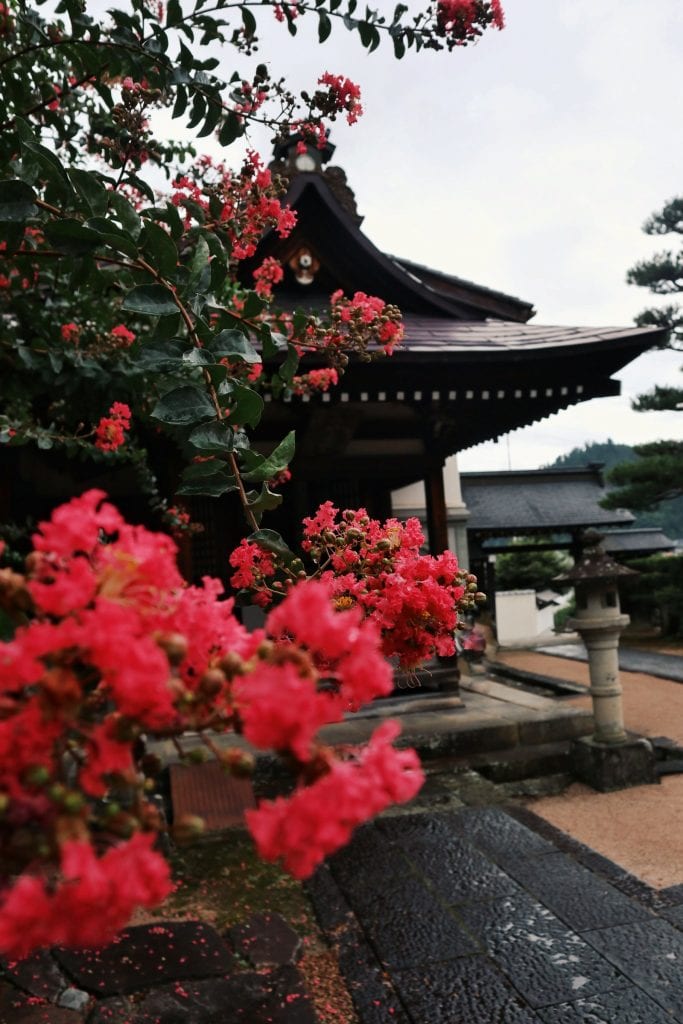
xmin=0 ymin=916 xmax=316 ymax=1023
xmin=5 ymin=807 xmax=683 ymax=1021
xmin=306 ymin=806 xmax=683 ymax=1023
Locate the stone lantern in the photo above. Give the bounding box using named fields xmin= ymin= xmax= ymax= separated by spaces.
xmin=556 ymin=529 xmax=657 ymax=792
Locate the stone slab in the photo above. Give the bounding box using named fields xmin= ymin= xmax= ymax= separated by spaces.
xmin=455 ymin=894 xmax=627 ymax=1009
xmin=88 ymin=967 xmax=315 ymax=1024
xmin=361 ymin=907 xmax=476 ymax=970
xmin=227 ymin=913 xmax=302 ymax=968
xmin=583 ymin=918 xmax=683 ymax=1018
xmin=401 ymin=835 xmax=524 ymax=905
xmin=394 ymin=956 xmax=544 ymax=1024
xmin=536 ymin=984 xmax=679 ymax=1023
xmin=334 ymin=927 xmax=412 ymax=1024
xmin=444 ymin=807 xmax=558 ymax=866
xmin=0 ymin=981 xmax=80 ymax=1024
xmin=503 ymin=852 xmax=651 ymax=932
xmin=0 ymin=949 xmax=68 ymax=1002
xmin=304 ymin=864 xmax=355 ymax=932
xmin=54 ymin=921 xmax=234 ymax=996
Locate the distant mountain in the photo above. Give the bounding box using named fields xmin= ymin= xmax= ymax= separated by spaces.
xmin=545 ymin=440 xmax=683 ymax=539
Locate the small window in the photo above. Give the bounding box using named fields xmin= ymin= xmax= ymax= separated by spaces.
xmin=605 ymin=590 xmax=617 ymax=608
xmin=577 ymin=593 xmax=588 ymax=610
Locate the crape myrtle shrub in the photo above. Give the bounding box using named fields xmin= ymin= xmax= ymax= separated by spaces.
xmin=0 ymin=0 xmax=502 ymax=957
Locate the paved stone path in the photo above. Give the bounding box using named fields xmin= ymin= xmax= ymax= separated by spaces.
xmin=307 ymin=806 xmax=683 ymax=1023
xmin=537 ymin=644 xmax=683 ymax=684
xmin=0 ymin=916 xmax=316 ymax=1023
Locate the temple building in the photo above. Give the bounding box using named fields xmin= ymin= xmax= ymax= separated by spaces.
xmin=236 ymin=138 xmax=666 ymax=570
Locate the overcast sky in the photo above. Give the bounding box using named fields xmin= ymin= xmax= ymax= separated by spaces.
xmin=158 ymin=0 xmax=683 ymax=470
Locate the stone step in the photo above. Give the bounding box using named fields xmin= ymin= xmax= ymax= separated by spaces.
xmin=461 ymin=740 xmax=574 ymax=783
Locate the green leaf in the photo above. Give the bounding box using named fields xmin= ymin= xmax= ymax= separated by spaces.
xmin=218 ymin=111 xmax=242 ymax=146
xmin=242 ymin=430 xmax=295 ymax=483
xmin=68 ymin=168 xmax=108 ymax=215
xmin=241 ymin=6 xmax=256 ymax=36
xmin=151 ymin=385 xmax=216 ymax=425
xmin=182 ymin=348 xmax=218 ymax=366
xmin=186 ymin=234 xmax=210 ymax=292
xmin=318 ymin=10 xmax=332 ymax=41
xmin=278 ymin=344 xmax=300 ymax=384
xmin=141 ymin=221 xmax=178 ymax=277
xmin=83 ymin=216 xmax=138 ymax=258
xmin=44 ymin=219 xmax=102 ymax=254
xmin=248 ymin=528 xmax=297 ymax=567
xmin=197 ymin=97 xmax=223 ymax=138
xmin=188 ymin=420 xmax=235 ymax=452
xmin=243 ymin=291 xmax=265 ymax=318
xmin=20 ymin=135 xmax=73 ymax=198
xmin=123 ymin=284 xmax=178 ymax=316
xmin=108 ymin=191 xmax=142 ymax=239
xmin=176 ymin=461 xmax=237 ymax=496
xmin=166 ymin=0 xmax=182 ymax=23
xmin=225 ymin=382 xmax=264 ymax=428
xmin=0 ymin=181 xmax=37 ymax=222
xmin=246 ymin=484 xmax=283 ymax=522
xmin=134 ymin=339 xmax=187 ymax=371
xmin=209 ymin=329 xmax=260 ymax=363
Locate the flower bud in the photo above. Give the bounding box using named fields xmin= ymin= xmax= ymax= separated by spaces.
xmin=186 ymin=747 xmax=208 ymax=764
xmin=218 ymin=748 xmax=255 ymax=777
xmin=172 ymin=814 xmax=206 ymax=843
xmin=198 ymin=667 xmax=226 ymax=698
xmin=156 ymin=632 xmax=189 ymax=666
xmin=219 ymin=651 xmax=246 ymax=677
xmin=24 ymin=765 xmax=50 ymax=787
xmin=139 ymin=754 xmax=162 ymax=778
xmin=106 ymin=811 xmax=136 ymax=838
xmin=62 ymin=792 xmax=85 ymax=814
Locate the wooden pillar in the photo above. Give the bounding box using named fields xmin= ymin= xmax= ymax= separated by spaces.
xmin=425 ymin=460 xmax=449 ymax=555
xmin=424 ymin=460 xmax=461 ymax=696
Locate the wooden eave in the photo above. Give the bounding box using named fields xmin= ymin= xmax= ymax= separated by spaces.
xmin=238 ymin=173 xmax=533 ymax=321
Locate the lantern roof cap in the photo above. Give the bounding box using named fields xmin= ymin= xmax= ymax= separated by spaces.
xmin=555 ymin=529 xmax=639 ymax=585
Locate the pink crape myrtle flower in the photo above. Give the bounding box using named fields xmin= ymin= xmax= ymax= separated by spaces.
xmin=247 ymin=721 xmax=424 ymax=877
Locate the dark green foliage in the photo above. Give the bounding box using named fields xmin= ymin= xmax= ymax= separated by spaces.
xmin=602 ymin=198 xmax=683 ymax=527
xmin=546 ymin=440 xmax=683 ymax=538
xmin=619 ymin=552 xmax=683 ymax=637
xmin=495 ymin=544 xmax=570 ymax=593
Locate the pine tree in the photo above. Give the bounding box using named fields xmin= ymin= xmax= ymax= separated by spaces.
xmin=602 ymin=198 xmax=683 ymax=515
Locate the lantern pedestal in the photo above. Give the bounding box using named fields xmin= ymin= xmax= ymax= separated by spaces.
xmin=572 ymin=734 xmax=657 ymax=792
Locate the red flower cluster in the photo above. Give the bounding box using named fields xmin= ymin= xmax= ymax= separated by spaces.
xmin=248 ymin=721 xmax=422 ymax=878
xmin=0 ymin=835 xmax=171 ymax=960
xmin=330 ymin=290 xmax=404 ymax=355
xmin=228 ymin=536 xmax=277 ymax=605
xmin=172 ymin=152 xmax=296 ymax=259
xmin=110 ymin=323 xmax=136 ymax=347
xmin=303 ymin=505 xmax=469 ymax=667
xmin=0 ymin=491 xmax=420 ymax=955
xmin=60 ymin=321 xmax=80 ymax=344
xmin=253 ymin=256 xmax=284 ymax=297
xmin=316 ymin=72 xmax=364 ymax=125
xmin=291 ymin=367 xmax=339 ymax=396
xmin=94 ymin=401 xmax=131 ymax=452
xmin=232 ymin=503 xmax=480 ymax=669
xmin=436 ymin=0 xmax=505 ymax=43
